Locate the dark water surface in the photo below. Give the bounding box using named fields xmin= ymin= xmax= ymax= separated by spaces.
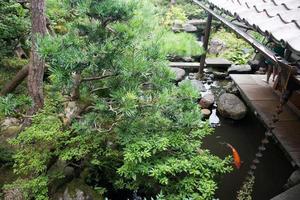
xmin=203 ymin=112 xmax=294 ymax=200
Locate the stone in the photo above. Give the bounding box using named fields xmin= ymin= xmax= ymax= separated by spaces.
xmin=224 ymin=82 xmax=239 ymax=94
xmin=180 ymin=79 xmax=207 ymax=93
xmin=182 ymin=56 xmax=194 ymax=62
xmin=201 ymin=109 xmax=211 ymax=119
xmin=188 ymin=73 xmax=197 ymax=80
xmin=172 ymin=20 xmax=183 ymax=32
xmin=4 ymin=188 xmax=24 ymax=200
xmin=208 ymin=39 xmax=226 ymax=55
xmin=213 ymin=71 xmax=227 ymax=79
xmin=199 ymin=93 xmax=215 ymax=109
xmin=217 ymin=93 xmax=247 ymax=120
xmin=1 ymin=118 xmax=20 ymax=130
xmin=187 ymin=19 xmax=206 ymax=26
xmin=205 ymin=58 xmax=232 ymax=69
xmin=56 ymin=179 xmax=100 ymax=200
xmin=170 ymin=67 xmax=186 ymax=82
xmin=207 ymin=79 xmax=213 ymax=84
xmin=183 ymin=23 xmax=197 ymax=32
xmin=228 ymin=64 xmax=252 ymax=74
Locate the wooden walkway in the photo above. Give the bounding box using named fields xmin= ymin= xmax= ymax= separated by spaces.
xmin=231 ymin=74 xmax=300 ymax=167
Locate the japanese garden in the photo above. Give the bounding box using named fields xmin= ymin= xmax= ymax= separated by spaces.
xmin=0 ymin=0 xmax=300 ymax=200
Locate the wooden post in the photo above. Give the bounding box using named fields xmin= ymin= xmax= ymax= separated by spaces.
xmin=198 ymin=10 xmax=213 ymax=77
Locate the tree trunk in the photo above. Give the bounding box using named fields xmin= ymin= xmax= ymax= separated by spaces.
xmin=0 ymin=65 xmax=29 ymax=96
xmin=28 ymin=0 xmax=47 ymax=111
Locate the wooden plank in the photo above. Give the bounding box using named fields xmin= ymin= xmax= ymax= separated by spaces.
xmin=271 ymin=184 xmax=300 ymax=200
xmin=239 ymin=84 xmax=278 ymax=101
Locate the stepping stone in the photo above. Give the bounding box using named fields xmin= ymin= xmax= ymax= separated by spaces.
xmin=205 ymin=58 xmax=232 ymax=68
xmin=228 ymin=64 xmax=252 ymax=74
xmin=187 ymin=19 xmax=206 ymax=26
xmin=169 ymin=62 xmax=200 ymax=70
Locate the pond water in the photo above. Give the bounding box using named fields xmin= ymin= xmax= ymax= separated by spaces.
xmin=202 ymin=100 xmax=294 ymax=200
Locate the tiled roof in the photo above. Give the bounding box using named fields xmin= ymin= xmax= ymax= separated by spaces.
xmin=207 ymin=0 xmax=300 ymax=54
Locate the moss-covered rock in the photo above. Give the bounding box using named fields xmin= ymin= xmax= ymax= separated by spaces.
xmin=53 ymin=178 xmax=104 ymax=200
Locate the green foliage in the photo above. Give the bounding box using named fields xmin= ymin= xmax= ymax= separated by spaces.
xmin=164 ymin=5 xmax=187 ymax=26
xmin=89 ymin=0 xmax=137 ymax=25
xmin=8 ymin=97 xmax=68 ymax=199
xmin=0 ymin=57 xmax=28 ymax=70
xmin=8 ymin=0 xmax=231 ymax=199
xmin=210 ymin=29 xmax=254 ymax=64
xmin=0 ymin=0 xmax=30 ymax=57
xmin=237 ymin=175 xmax=255 ymax=200
xmin=161 ymin=32 xmax=203 ymax=57
xmin=0 ymin=94 xmax=32 ymax=118
xmin=174 ymin=0 xmax=207 ymax=20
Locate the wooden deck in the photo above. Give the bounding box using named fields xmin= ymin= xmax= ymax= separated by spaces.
xmin=231 ymin=74 xmax=300 ymax=167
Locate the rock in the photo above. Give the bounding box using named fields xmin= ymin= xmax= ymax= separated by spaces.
xmin=224 ymin=82 xmax=239 ymax=95
xmin=201 ymin=109 xmax=211 ymax=119
xmin=199 ymin=93 xmax=215 ymax=109
xmin=1 ymin=118 xmax=20 ymax=130
xmin=183 ymin=23 xmax=197 ymax=32
xmin=172 ymin=20 xmax=183 ymax=32
xmin=207 ymin=79 xmax=213 ymax=84
xmin=212 ymin=71 xmax=227 ymax=79
xmin=217 ymin=93 xmax=247 ymax=120
xmin=180 ymin=79 xmax=207 ymax=93
xmin=170 ymin=67 xmax=186 ymax=82
xmin=228 ymin=64 xmax=252 ymax=74
xmin=284 ymin=169 xmax=300 ymax=189
xmin=56 ymin=179 xmax=101 ymax=200
xmin=182 ymin=56 xmax=194 ymax=62
xmin=188 ymin=73 xmax=197 ymax=80
xmin=0 ymin=118 xmax=21 ymax=148
xmin=3 ymin=188 xmax=24 ymax=200
xmin=208 ymin=39 xmax=226 ymax=55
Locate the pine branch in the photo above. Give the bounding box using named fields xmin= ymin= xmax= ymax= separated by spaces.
xmin=81 ymin=74 xmax=114 ymax=82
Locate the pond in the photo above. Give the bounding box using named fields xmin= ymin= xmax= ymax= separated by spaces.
xmin=203 ymin=105 xmax=294 ymax=200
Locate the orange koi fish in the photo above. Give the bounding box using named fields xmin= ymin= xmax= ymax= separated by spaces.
xmin=226 ymin=143 xmax=241 ymax=169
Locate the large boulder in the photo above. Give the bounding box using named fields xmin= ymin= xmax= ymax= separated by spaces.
xmin=170 ymin=67 xmax=186 ymax=82
xmin=228 ymin=64 xmax=252 ymax=74
xmin=217 ymin=93 xmax=247 ymax=120
xmin=199 ymin=93 xmax=215 ymax=109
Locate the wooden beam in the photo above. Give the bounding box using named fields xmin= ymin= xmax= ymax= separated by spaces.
xmin=199 ymin=9 xmax=213 ymax=77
